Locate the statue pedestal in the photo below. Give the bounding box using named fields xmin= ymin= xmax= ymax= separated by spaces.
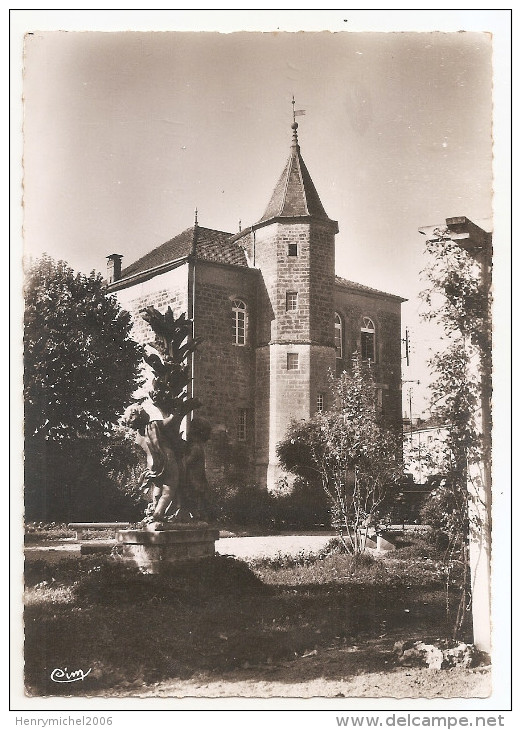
xmin=117 ymin=524 xmax=220 ymax=574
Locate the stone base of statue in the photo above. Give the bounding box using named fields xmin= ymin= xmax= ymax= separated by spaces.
xmin=116 ymin=522 xmax=220 ymax=574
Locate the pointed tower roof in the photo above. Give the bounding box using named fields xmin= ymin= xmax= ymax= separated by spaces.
xmin=257 ymin=121 xmax=332 ymax=225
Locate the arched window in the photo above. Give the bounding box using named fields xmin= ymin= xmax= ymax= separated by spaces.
xmin=361 ymin=317 xmax=375 ymax=362
xmin=334 ymin=313 xmax=343 ymax=359
xmin=232 ymin=299 xmax=247 ymax=346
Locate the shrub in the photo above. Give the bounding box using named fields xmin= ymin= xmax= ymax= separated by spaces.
xmin=206 ymin=479 xmax=274 ymax=528
xmin=277 ymin=358 xmax=403 ymax=554
xmin=24 ymin=431 xmax=145 ymax=523
xmin=207 ymin=477 xmax=331 ymax=531
xmin=270 ymin=478 xmax=330 ymax=530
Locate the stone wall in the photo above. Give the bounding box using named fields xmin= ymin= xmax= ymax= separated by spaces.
xmin=253 ymin=345 xmax=270 ymax=482
xmin=112 ymin=264 xmax=189 ymax=345
xmin=309 ymin=222 xmax=336 ymax=347
xmin=310 ymin=345 xmax=337 ymax=414
xmin=252 ymin=221 xmax=336 ymax=346
xmin=192 ymin=261 xmax=259 ymax=483
xmin=334 ymin=284 xmax=403 ymax=425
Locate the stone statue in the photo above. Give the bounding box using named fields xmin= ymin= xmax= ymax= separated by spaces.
xmin=123 ymin=404 xmax=185 ymax=524
xmin=122 ymin=307 xmax=211 ymax=528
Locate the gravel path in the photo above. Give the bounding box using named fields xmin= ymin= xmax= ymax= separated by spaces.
xmin=215 ymin=534 xmax=334 ymax=559
xmin=24 ymin=534 xmax=337 ymax=563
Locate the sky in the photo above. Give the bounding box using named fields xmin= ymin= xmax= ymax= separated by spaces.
xmin=16 ymin=10 xmax=509 ymax=418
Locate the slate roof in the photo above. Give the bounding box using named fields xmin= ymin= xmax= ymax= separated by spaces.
xmin=120 ymin=226 xmax=247 ymax=279
xmin=258 ymin=135 xmax=330 ymax=223
xmin=335 ymin=275 xmax=407 ymax=302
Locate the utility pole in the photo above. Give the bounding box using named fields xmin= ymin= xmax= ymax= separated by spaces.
xmin=402 ymin=379 xmax=420 ymax=484
xmin=419 ymin=216 xmax=492 ymax=655
xmin=402 ymin=327 xmax=410 ymax=367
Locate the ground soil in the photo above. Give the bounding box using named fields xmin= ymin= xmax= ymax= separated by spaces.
xmin=99 ymin=649 xmax=491 ymax=700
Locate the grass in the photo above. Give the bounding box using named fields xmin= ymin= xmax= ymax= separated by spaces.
xmin=23 ymin=538 xmax=470 ymax=697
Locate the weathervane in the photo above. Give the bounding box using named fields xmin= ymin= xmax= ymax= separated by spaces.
xmin=291 ymin=95 xmax=306 ymax=125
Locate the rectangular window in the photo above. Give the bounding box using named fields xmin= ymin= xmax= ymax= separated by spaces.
xmin=288 ymin=242 xmax=298 ymax=256
xmin=237 ymin=409 xmax=247 ymax=441
xmin=317 ymin=393 xmax=324 ymax=412
xmin=233 ymin=300 xmax=247 ymax=346
xmin=287 ymin=353 xmax=299 ymax=370
xmin=335 ymin=327 xmax=342 ymax=358
xmin=235 ymin=312 xmax=246 ymax=345
xmin=286 ymin=292 xmax=298 ymax=311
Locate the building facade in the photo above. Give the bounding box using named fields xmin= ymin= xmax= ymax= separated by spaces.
xmin=106 ymin=123 xmax=405 ymax=489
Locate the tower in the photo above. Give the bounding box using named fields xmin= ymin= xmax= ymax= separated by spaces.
xmin=240 ymin=120 xmax=339 ymax=488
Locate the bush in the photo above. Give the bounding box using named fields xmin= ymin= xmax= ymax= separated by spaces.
xmin=24 ymin=431 xmax=145 ymax=523
xmin=206 ymin=477 xmax=331 ymax=531
xmin=270 ymin=478 xmax=330 ymax=530
xmin=206 ymin=480 xmax=274 ymax=528
xmin=24 ymin=523 xmax=75 ymax=542
xmin=392 ymin=533 xmax=448 ymax=560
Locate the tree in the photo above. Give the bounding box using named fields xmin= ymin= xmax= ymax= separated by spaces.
xmin=24 ymin=255 xmax=143 ymax=520
xmin=24 ymin=255 xmax=143 ymax=441
xmin=277 ymin=358 xmax=403 ymax=554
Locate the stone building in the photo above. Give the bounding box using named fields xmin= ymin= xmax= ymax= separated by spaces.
xmin=106 ymin=122 xmax=406 ymax=489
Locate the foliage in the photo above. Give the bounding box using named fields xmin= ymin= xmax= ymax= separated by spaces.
xmin=419 ymin=232 xmax=490 ymax=637
xmin=250 ymin=546 xmax=454 ymax=589
xmin=421 ymin=235 xmax=490 ymax=354
xmin=24 ymin=523 xmax=76 ymax=541
xmin=207 ymin=480 xmax=274 ymax=528
xmin=24 ymin=430 xmax=145 ymax=522
xmin=277 ymin=358 xmax=403 ymax=554
xmin=270 ymin=478 xmax=331 ymax=530
xmin=205 ymin=476 xmax=331 ymax=531
xmin=420 ymin=236 xmax=488 ymax=478
xmin=140 ymin=307 xmax=200 ymax=421
xmin=419 ymin=480 xmax=467 ymax=552
xmin=24 ymin=255 xmax=143 ymax=442
xmin=23 ymin=255 xmax=144 ymax=520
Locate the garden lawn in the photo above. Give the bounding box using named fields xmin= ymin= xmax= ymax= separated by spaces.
xmin=23 ymin=546 xmax=484 ymax=698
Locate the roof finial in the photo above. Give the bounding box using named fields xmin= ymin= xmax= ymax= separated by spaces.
xmin=291 ymin=95 xmax=305 ymax=148
xmin=194 ymin=207 xmax=198 ymax=226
